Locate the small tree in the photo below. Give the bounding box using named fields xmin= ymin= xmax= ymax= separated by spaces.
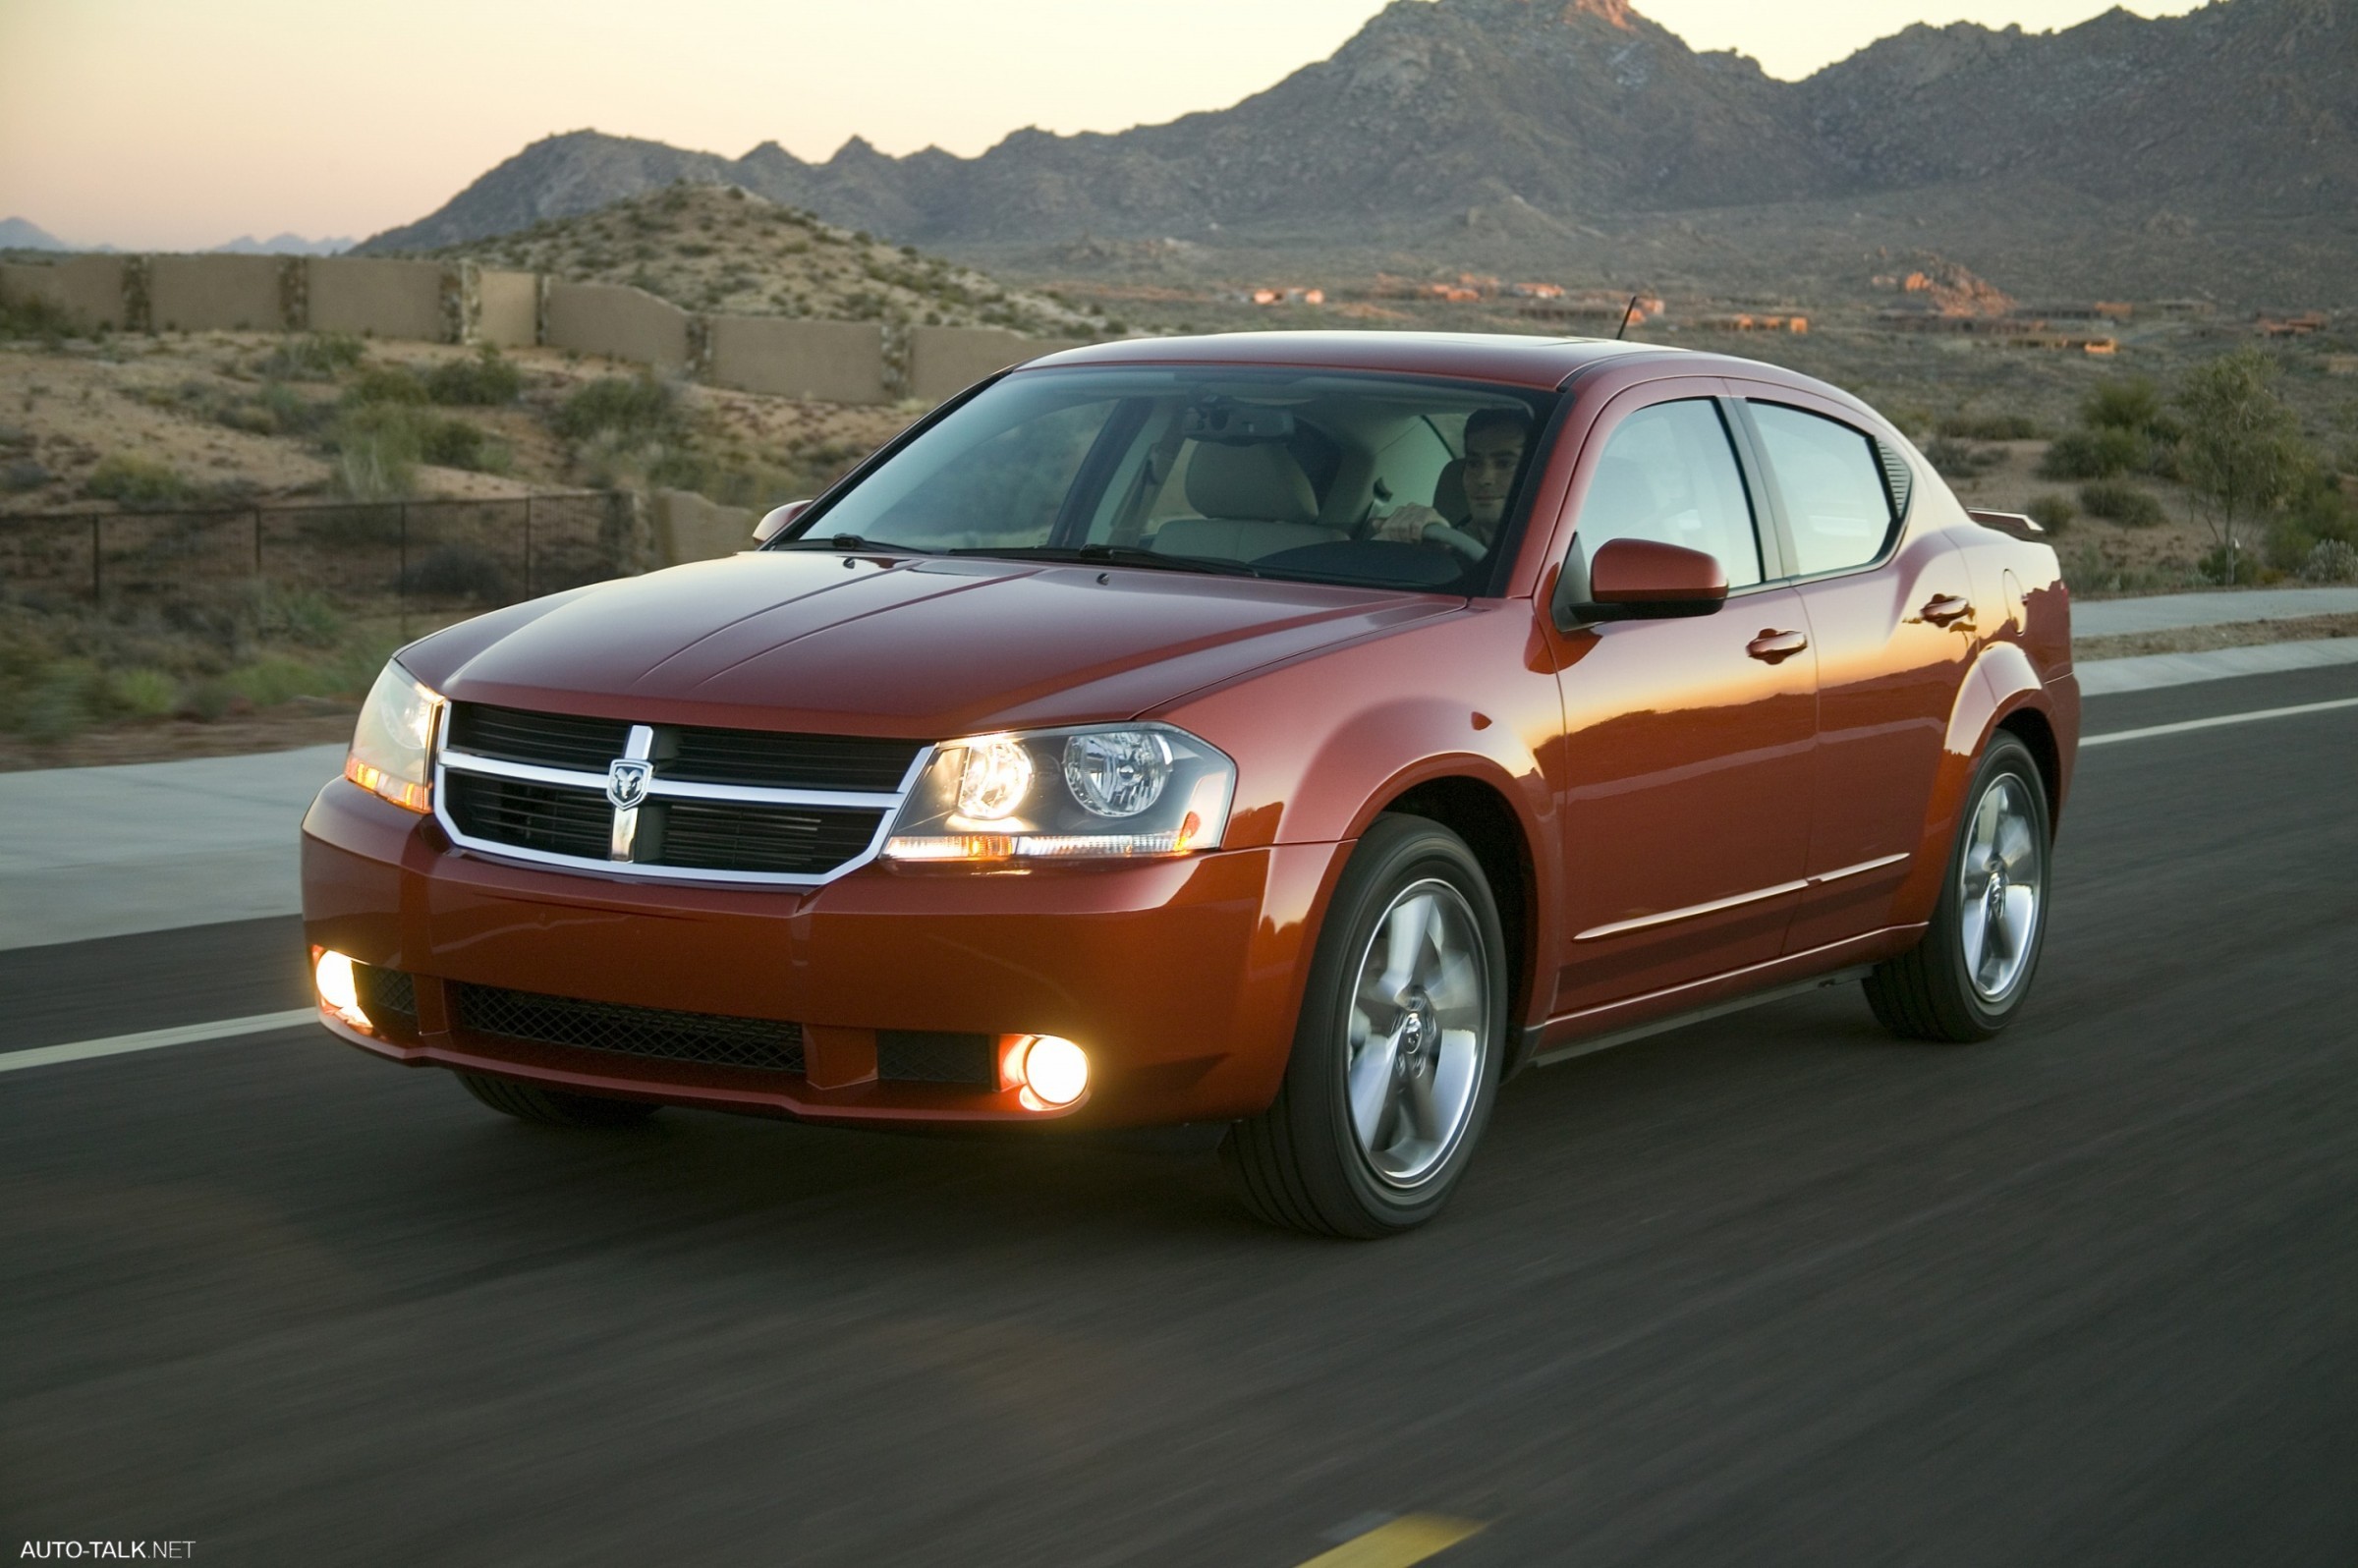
xmin=2173 ymin=348 xmax=2306 ymax=582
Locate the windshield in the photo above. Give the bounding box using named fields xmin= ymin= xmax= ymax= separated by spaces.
xmin=774 ymin=366 xmax=1560 ymax=593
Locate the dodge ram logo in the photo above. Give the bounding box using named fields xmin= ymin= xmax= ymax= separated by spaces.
xmin=604 ymin=758 xmax=653 ymax=811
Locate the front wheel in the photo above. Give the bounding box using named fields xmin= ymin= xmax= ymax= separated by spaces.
xmin=1865 ymin=734 xmax=2052 ymax=1042
xmin=1221 ymin=815 xmax=1508 ymax=1237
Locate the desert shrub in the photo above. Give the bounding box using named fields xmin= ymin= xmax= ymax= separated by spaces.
xmin=399 ymin=542 xmax=512 ymax=602
xmin=347 ymin=364 xmax=429 ymax=406
xmin=3 ymin=458 xmax=51 ymax=492
xmin=326 ymin=405 xmax=421 ymax=500
xmin=2302 ymin=538 xmax=2358 ymax=583
xmin=553 ymin=374 xmax=683 ymax=445
xmin=1924 ymin=437 xmax=1999 ymax=479
xmin=254 ymin=332 xmax=364 ymax=382
xmin=223 ymin=654 xmax=341 ymax=708
xmin=2197 ymin=544 xmax=2268 ymax=585
xmin=0 ymin=285 xmax=80 ymax=344
xmin=417 ymin=416 xmax=508 ymax=473
xmin=107 ymin=667 xmax=179 ymax=718
xmin=83 ymin=453 xmax=196 ymax=507
xmin=1938 ymin=412 xmax=2047 ymax=442
xmin=2026 ymin=493 xmax=2075 ymax=533
xmin=2077 ymin=480 xmax=2166 ymax=528
xmin=220 ymin=381 xmax=328 ymax=438
xmin=244 ymin=583 xmax=345 ymax=645
xmin=424 ymin=346 xmax=523 ymax=406
xmin=2040 ymin=426 xmax=2146 ymax=480
xmin=2080 ymin=377 xmax=2174 ymax=438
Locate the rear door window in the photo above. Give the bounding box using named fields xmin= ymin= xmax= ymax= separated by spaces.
xmin=1571 ymin=399 xmax=1764 ymax=588
xmin=1748 ymin=403 xmax=1899 ymax=577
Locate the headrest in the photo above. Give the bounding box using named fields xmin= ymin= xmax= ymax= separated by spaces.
xmin=1433 ymin=458 xmax=1466 ymax=521
xmin=1183 ymin=442 xmax=1319 ymax=526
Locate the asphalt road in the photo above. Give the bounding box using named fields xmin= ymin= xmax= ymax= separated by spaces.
xmin=5 ymin=663 xmax=2356 ymax=1566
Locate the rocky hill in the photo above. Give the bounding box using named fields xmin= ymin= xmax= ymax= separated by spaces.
xmin=361 ymin=0 xmax=2358 ymax=304
xmin=418 ymin=184 xmax=1110 ymax=334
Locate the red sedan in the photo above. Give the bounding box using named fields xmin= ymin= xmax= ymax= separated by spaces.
xmin=304 ymin=331 xmax=2077 ymax=1235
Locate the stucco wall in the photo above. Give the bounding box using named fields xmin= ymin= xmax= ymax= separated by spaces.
xmin=706 ymin=315 xmax=889 ymax=405
xmin=475 ymin=269 xmax=539 ymax=349
xmin=0 ymin=255 xmax=130 ymax=330
xmin=545 ymin=281 xmax=690 ymax=369
xmin=910 ymin=326 xmax=1090 ymax=402
xmin=650 ymin=486 xmax=757 ymax=566
xmin=309 ymin=256 xmax=447 ymax=341
xmin=149 ymin=254 xmax=288 ymax=333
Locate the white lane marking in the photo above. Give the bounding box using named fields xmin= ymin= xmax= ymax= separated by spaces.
xmin=0 ymin=1009 xmax=318 ymax=1074
xmin=2084 ymin=695 xmax=2358 ymax=749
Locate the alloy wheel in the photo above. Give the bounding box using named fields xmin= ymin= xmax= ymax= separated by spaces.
xmin=1343 ymin=879 xmax=1490 ymax=1187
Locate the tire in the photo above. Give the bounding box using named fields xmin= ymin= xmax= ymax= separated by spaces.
xmin=457 ymin=1071 xmax=661 ymax=1128
xmin=1221 ymin=814 xmax=1508 ymax=1237
xmin=1865 ymin=734 xmax=2051 ymax=1042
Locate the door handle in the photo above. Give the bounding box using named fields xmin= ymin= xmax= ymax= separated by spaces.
xmin=1746 ymin=629 xmax=1810 ymax=663
xmin=1920 ymin=593 xmax=1974 ymax=626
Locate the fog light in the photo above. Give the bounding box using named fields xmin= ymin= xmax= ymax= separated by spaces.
xmin=313 ymin=948 xmax=369 ymax=1030
xmin=1016 ymin=1035 xmax=1088 ymax=1108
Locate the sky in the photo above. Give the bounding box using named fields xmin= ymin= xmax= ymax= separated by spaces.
xmin=0 ymin=0 xmax=2203 ymax=252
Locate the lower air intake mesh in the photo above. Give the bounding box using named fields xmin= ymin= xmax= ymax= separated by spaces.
xmin=451 ymin=983 xmax=806 ymax=1074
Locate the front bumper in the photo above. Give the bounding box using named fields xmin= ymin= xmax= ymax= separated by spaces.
xmin=301 ymin=779 xmax=1345 ymax=1127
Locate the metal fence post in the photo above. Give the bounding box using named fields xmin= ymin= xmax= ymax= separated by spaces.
xmin=90 ymin=515 xmax=101 ymax=602
xmin=252 ymin=506 xmax=263 ymax=579
xmin=524 ymin=494 xmax=535 ymax=601
xmin=398 ymin=502 xmax=409 ymax=639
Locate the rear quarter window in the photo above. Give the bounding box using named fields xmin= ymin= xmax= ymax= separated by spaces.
xmin=1750 ymin=402 xmax=1899 ymax=577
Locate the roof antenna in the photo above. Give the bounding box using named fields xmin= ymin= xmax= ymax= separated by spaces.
xmin=1614 ymin=294 xmax=1641 ymax=341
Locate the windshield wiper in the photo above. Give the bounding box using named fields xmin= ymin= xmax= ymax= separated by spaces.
xmin=775 ymin=532 xmax=928 ymax=554
xmin=946 ymin=543 xmax=1263 ymax=579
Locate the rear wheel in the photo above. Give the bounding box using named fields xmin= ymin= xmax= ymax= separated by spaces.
xmin=1865 ymin=734 xmax=2051 ymax=1042
xmin=457 ymin=1071 xmax=661 ymax=1128
xmin=1221 ymin=815 xmax=1506 ymax=1237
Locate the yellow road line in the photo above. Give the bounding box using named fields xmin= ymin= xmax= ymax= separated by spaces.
xmin=1295 ymin=1514 xmax=1486 ymax=1568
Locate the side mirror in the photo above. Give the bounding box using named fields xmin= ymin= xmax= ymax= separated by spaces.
xmin=1556 ymin=537 xmax=1728 ymax=629
xmin=753 ymin=499 xmax=813 ymax=545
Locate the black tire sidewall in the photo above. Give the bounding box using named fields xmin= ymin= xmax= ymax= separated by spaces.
xmin=1285 ymin=815 xmax=1509 ymax=1232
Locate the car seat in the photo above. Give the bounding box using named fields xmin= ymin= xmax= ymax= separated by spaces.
xmin=1151 ymin=443 xmax=1346 ymax=562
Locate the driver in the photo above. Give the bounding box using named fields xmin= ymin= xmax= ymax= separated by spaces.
xmin=1371 ymin=407 xmax=1533 ymax=558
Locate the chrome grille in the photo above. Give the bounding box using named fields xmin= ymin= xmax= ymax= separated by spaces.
xmin=434 ymin=702 xmax=927 ymax=886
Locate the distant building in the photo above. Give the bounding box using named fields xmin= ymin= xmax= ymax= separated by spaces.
xmin=2326 ymin=354 xmax=2358 ymax=376
xmin=2255 ymin=310 xmax=2327 ymax=337
xmin=1692 ymin=312 xmax=1809 ymax=334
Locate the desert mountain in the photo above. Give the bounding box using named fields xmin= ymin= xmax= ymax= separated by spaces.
xmin=361 ymin=0 xmax=2358 ymax=302
xmin=421 ymin=184 xmax=1108 ymax=334
xmin=0 ymin=217 xmax=73 ymax=252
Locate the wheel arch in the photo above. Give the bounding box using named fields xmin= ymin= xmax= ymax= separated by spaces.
xmin=1896 ymin=643 xmax=2064 ymax=925
xmin=1365 ymin=771 xmax=1544 ymax=1069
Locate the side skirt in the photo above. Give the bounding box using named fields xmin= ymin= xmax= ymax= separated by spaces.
xmin=1514 ymin=924 xmax=1925 ymax=1073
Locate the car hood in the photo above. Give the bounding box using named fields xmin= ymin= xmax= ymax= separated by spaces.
xmin=404 ymin=550 xmax=1457 ymax=738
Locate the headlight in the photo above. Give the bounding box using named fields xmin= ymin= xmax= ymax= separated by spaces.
xmin=344 ymin=660 xmax=444 ymax=813
xmin=885 ymin=724 xmax=1234 ymax=864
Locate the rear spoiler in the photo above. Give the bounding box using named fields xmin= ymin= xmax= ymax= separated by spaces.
xmin=1966 ymin=509 xmax=2048 ymax=540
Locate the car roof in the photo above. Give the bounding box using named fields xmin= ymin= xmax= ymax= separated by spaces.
xmin=1022 ymin=330 xmax=1673 ymax=391
xmin=1019 ymin=330 xmax=1845 ymax=401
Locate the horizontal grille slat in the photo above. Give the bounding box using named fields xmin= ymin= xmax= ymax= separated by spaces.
xmin=445 ymin=773 xmax=612 ymax=860
xmin=452 ymin=982 xmax=806 ymax=1074
xmin=448 ymin=703 xmax=633 ymax=770
xmin=650 ymin=801 xmax=883 ymax=875
xmin=667 ymin=730 xmax=921 ymax=791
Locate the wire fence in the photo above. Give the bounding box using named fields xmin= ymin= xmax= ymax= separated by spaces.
xmin=0 ymin=491 xmax=637 ymax=631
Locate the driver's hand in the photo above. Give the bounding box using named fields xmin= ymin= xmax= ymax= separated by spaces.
xmin=1371 ymin=503 xmax=1448 ymax=543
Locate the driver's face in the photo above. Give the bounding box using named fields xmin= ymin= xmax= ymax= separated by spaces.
xmin=1463 ymin=425 xmax=1526 ymax=528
